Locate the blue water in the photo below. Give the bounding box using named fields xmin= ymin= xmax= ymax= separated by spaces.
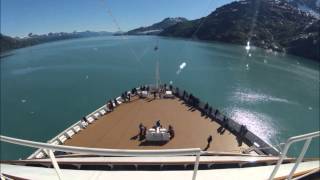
xmin=1 ymin=36 xmax=319 ymax=159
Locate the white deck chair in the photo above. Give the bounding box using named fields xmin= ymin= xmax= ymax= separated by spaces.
xmin=51 ymin=140 xmax=60 ymax=145
xmin=58 ymin=135 xmax=67 ymax=143
xmin=141 ymin=91 xmax=148 ymax=98
xmin=116 ymin=97 xmax=123 ymax=104
xmin=87 ymin=116 xmax=95 ymax=123
xmin=66 ymin=130 xmax=75 ymax=138
xmin=106 ymin=107 xmax=112 ymax=112
xmin=35 ymin=151 xmax=45 ymax=159
xmin=80 ymin=121 xmax=88 ymax=128
xmin=73 ymin=125 xmax=81 ymax=133
xmin=99 ymin=109 xmax=107 ymax=115
xmin=93 ymin=112 xmax=100 ymax=119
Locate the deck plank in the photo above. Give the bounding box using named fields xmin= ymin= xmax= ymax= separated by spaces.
xmin=64 ymin=97 xmax=248 ymax=153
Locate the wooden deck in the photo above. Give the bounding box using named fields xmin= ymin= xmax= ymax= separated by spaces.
xmin=64 ymin=96 xmax=248 ymax=153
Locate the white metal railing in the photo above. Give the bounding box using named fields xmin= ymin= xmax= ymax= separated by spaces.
xmin=268 ymin=131 xmax=320 ymax=180
xmin=28 ymin=98 xmax=120 ymax=159
xmin=0 ymin=135 xmax=201 ymax=180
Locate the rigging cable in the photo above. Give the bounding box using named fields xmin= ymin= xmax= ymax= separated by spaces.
xmin=99 ymin=0 xmax=149 ymax=64
xmin=170 ymin=0 xmax=215 ymax=84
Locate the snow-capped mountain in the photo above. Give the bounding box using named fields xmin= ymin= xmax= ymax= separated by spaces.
xmin=286 ymin=0 xmax=320 ymax=18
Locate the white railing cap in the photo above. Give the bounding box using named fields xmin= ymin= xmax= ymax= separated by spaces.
xmin=0 ymin=135 xmax=201 ymax=157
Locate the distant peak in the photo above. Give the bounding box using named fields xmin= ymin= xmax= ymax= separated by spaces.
xmin=163 ymin=17 xmax=188 ymax=22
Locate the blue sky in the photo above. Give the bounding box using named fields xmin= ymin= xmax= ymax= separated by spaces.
xmin=1 ymin=0 xmax=234 ymax=37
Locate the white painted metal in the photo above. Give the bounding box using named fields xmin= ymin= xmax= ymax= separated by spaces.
xmin=0 ymin=135 xmax=201 ymax=156
xmin=268 ymin=131 xmax=320 ymax=180
xmin=192 ymin=152 xmax=201 ymax=180
xmin=287 ymin=138 xmax=312 ymax=179
xmin=28 ymin=89 xmax=140 ymax=160
xmin=48 ymin=149 xmax=63 ymax=180
xmin=0 ymin=135 xmax=201 ymax=180
xmin=155 ymin=60 xmax=160 ymax=89
xmin=1 ymin=161 xmax=319 ymax=180
xmin=16 ymin=155 xmax=290 ymax=164
xmin=292 ymin=167 xmax=320 ymax=180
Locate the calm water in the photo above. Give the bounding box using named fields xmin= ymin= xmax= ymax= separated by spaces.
xmin=1 ymin=36 xmax=319 ymax=159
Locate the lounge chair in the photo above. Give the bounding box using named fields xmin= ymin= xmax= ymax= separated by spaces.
xmin=73 ymin=125 xmax=81 ymax=133
xmin=58 ymin=135 xmax=67 ymax=143
xmin=99 ymin=109 xmax=107 ymax=115
xmin=35 ymin=151 xmax=45 ymax=159
xmin=93 ymin=112 xmax=100 ymax=119
xmin=51 ymin=140 xmax=60 ymax=145
xmin=80 ymin=121 xmax=88 ymax=128
xmin=66 ymin=129 xmax=75 ymax=138
xmin=87 ymin=116 xmax=95 ymax=123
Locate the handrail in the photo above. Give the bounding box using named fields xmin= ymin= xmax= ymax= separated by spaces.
xmin=268 ymin=131 xmax=320 ymax=180
xmin=0 ymin=135 xmax=201 ymax=180
xmin=0 ymin=135 xmax=201 ymax=156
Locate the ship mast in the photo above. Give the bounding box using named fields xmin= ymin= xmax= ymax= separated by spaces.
xmin=154 ymin=41 xmax=160 ymax=89
xmin=155 ymin=60 xmax=160 ymax=89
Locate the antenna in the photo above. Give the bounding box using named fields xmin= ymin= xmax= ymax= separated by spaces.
xmin=155 ymin=60 xmax=160 ymax=89
xmin=154 ymin=40 xmax=160 ymax=89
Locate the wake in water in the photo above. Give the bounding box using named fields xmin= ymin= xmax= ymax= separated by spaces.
xmin=225 ymin=107 xmax=279 ymax=144
xmin=232 ymin=88 xmax=295 ymax=104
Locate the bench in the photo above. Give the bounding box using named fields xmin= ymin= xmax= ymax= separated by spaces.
xmin=73 ymin=125 xmax=81 ymax=133
xmin=66 ymin=130 xmax=75 ymax=138
xmin=87 ymin=117 xmax=95 ymax=123
xmin=99 ymin=109 xmax=107 ymax=115
xmin=58 ymin=135 xmax=67 ymax=143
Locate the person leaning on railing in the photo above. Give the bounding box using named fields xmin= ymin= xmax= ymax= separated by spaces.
xmin=107 ymin=100 xmax=114 ymax=111
xmin=121 ymin=93 xmax=126 ymax=102
xmin=82 ymin=116 xmax=88 ymax=123
xmin=208 ymin=107 xmax=212 ymax=117
xmin=114 ymin=98 xmax=119 ymax=106
xmin=153 ymin=91 xmax=157 ymax=99
xmin=139 ymin=123 xmax=146 ymax=138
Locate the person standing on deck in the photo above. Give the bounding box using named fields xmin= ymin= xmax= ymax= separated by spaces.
xmin=108 ymin=100 xmax=114 ymax=111
xmin=156 ymin=120 xmax=161 ymax=128
xmin=207 ymin=135 xmax=213 ymax=144
xmin=153 ymin=91 xmax=157 ymax=99
xmin=127 ymin=92 xmax=131 ymax=102
xmin=168 ymin=125 xmax=175 ymax=139
xmin=121 ymin=93 xmax=126 ymax=102
xmin=203 ymin=135 xmax=213 ymax=151
xmin=139 ymin=123 xmax=144 ymax=136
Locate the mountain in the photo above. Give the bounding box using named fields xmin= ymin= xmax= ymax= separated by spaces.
xmin=0 ymin=34 xmax=22 ymax=54
xmin=160 ymin=0 xmax=319 ymax=61
xmin=286 ymin=0 xmax=320 ymax=17
xmin=0 ymin=31 xmax=113 ymax=54
xmin=127 ymin=17 xmax=187 ymax=35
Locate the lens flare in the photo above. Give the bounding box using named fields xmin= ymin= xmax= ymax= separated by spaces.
xmin=176 ymin=62 xmax=187 ymax=75
xmin=245 ymin=41 xmax=251 ymax=51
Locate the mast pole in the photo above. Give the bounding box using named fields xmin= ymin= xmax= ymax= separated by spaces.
xmin=155 ymin=60 xmax=160 ymax=89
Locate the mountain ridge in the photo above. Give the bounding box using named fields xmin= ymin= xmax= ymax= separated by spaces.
xmin=0 ymin=31 xmax=112 ymax=54
xmin=127 ymin=17 xmax=188 ymax=35
xmin=160 ymin=0 xmax=319 ymax=61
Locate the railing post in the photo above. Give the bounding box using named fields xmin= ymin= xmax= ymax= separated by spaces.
xmin=268 ymin=131 xmax=320 ymax=180
xmin=268 ymin=143 xmax=291 ymax=180
xmin=192 ymin=152 xmax=201 ymax=180
xmin=48 ymin=149 xmax=63 ymax=180
xmin=287 ymin=138 xmax=312 ymax=180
